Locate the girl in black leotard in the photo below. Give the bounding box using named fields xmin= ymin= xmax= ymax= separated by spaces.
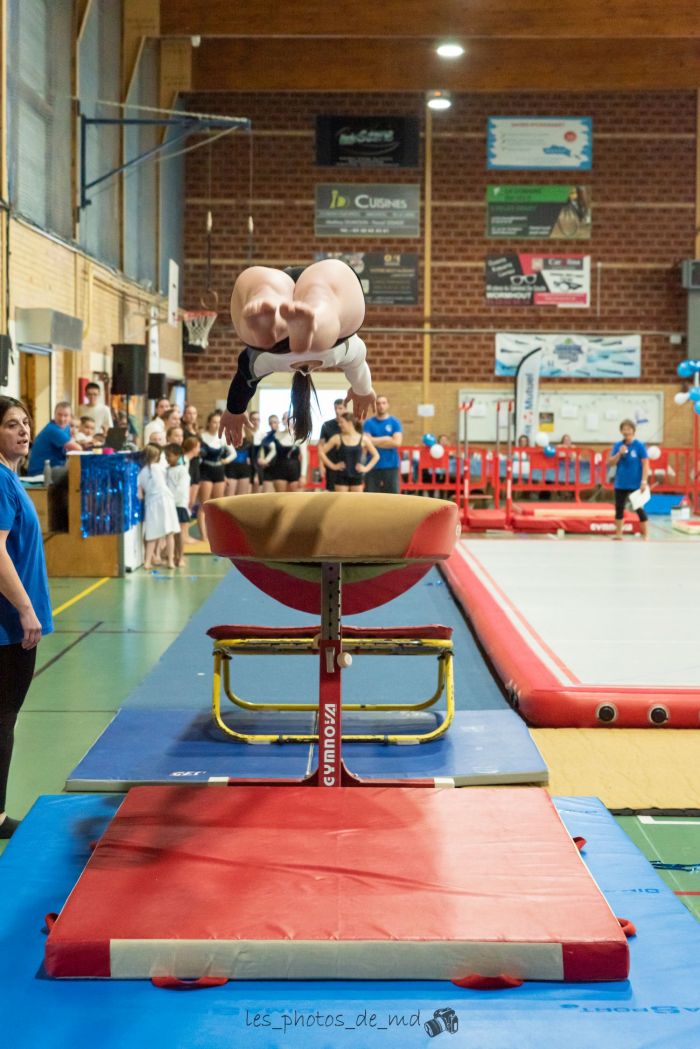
xmin=318 ymin=412 xmax=379 ymax=492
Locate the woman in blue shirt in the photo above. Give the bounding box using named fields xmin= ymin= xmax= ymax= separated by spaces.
xmin=608 ymin=419 xmax=650 ymax=540
xmin=0 ymin=396 xmax=53 ymax=838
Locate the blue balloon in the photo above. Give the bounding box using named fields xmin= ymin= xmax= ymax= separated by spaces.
xmin=689 ymin=387 xmax=700 ymax=402
xmin=678 ymin=361 xmax=695 ymax=378
xmin=422 ymin=433 xmax=437 ymax=447
xmin=544 ymin=444 xmax=557 ymax=458
xmin=694 ymin=401 xmax=700 ymax=416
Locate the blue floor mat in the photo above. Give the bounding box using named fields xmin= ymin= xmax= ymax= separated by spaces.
xmin=121 ymin=567 xmax=507 ymax=713
xmin=66 ymin=708 xmax=547 ymax=789
xmin=2 ymin=794 xmax=700 ymax=1048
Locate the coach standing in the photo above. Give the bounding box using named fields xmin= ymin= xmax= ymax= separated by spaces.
xmin=0 ymin=396 xmax=53 ymax=838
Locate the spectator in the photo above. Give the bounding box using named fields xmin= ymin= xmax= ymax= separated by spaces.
xmin=143 ymin=397 xmax=170 ymax=445
xmin=74 ymin=416 xmax=104 ymax=449
xmin=248 ymin=410 xmax=263 ymax=490
xmin=182 ymin=403 xmax=199 ymax=439
xmin=319 ymin=412 xmax=379 ymax=492
xmin=224 ymin=429 xmax=253 ymax=496
xmin=363 ymin=395 xmax=403 ymax=494
xmin=0 ymin=396 xmax=53 ymax=838
xmin=257 ymin=415 xmax=281 ymax=493
xmin=608 ymin=419 xmax=650 ymax=541
xmin=318 ymin=398 xmax=345 ymax=492
xmin=27 ymin=402 xmax=81 ymax=479
xmin=197 ymin=410 xmax=230 ymax=544
xmin=137 ymin=444 xmax=179 ymax=570
xmin=182 ymin=434 xmax=201 ymax=531
xmin=165 ymin=425 xmax=184 ymax=447
xmin=81 ymin=382 xmax=113 ymax=435
xmin=164 ymin=443 xmax=191 ymax=567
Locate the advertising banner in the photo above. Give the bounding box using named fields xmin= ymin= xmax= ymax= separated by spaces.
xmin=487 ymin=118 xmax=592 ymax=171
xmin=514 ymin=347 xmax=542 ymax=446
xmin=315 ymin=184 xmax=420 ymax=237
xmin=486 ymin=185 xmax=591 ymax=239
xmin=316 ymin=116 xmax=419 ymax=168
xmin=315 ymin=252 xmax=418 ymax=305
xmin=485 ymin=254 xmax=591 ymax=307
xmin=495 ymin=333 xmax=642 ymax=378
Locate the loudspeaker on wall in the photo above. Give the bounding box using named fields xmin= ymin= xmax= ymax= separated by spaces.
xmin=147 ymin=372 xmax=168 ymax=400
xmin=111 ymin=344 xmax=147 ymax=395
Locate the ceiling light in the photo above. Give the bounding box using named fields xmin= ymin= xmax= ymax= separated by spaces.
xmin=436 ymin=43 xmax=464 ymax=59
xmin=426 ymin=90 xmax=452 ymax=111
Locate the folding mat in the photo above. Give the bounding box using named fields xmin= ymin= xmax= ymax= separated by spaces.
xmin=46 ymin=786 xmax=628 ymax=982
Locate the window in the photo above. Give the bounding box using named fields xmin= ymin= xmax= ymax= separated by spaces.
xmin=7 ymin=0 xmax=72 ymax=237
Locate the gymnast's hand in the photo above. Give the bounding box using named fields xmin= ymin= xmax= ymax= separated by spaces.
xmin=219 ymin=409 xmax=250 ymax=448
xmin=345 ymin=388 xmax=376 ymax=421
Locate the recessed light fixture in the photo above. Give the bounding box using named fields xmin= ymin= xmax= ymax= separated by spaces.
xmin=436 ymin=42 xmax=464 ymax=59
xmin=426 ymin=90 xmax=452 ymax=111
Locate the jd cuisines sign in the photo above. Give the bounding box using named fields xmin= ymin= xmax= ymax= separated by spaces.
xmin=315 ymin=185 xmax=420 ymax=237
xmin=316 ymin=116 xmax=419 ymax=168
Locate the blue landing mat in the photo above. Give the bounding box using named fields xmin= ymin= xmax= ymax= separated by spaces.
xmin=3 ymin=795 xmax=700 ymax=1049
xmin=121 ymin=566 xmax=507 ymax=712
xmin=66 ymin=708 xmax=547 ymax=789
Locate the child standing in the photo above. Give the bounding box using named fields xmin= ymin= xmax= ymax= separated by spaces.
xmin=164 ymin=443 xmax=191 ymax=567
xmin=137 ymin=444 xmax=179 ymax=570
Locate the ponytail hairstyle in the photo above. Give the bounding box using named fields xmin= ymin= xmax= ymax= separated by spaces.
xmin=289 ymin=370 xmax=319 ymax=443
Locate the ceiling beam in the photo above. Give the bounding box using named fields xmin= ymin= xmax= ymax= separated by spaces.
xmin=193 ymin=38 xmax=700 ymax=93
xmin=162 ymin=0 xmax=700 ymax=40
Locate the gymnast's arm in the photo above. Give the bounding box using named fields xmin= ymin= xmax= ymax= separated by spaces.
xmin=341 ymin=336 xmax=376 ymax=420
xmin=219 ymin=348 xmax=263 ymax=447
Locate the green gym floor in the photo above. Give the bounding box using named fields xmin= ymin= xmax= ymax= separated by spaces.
xmin=2 ymin=550 xmax=699 ymax=923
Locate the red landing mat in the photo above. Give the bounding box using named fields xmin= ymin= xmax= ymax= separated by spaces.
xmin=45 ymin=786 xmax=628 ymax=982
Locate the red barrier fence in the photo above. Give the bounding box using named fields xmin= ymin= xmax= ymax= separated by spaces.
xmin=304 ymin=443 xmax=700 ymax=514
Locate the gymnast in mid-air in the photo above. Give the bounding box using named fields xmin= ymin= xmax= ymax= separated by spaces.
xmin=218 ymin=259 xmax=376 ymax=447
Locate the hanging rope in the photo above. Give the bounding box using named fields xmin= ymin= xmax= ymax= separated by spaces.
xmin=247 ymin=125 xmax=255 ymax=260
xmin=201 ymin=141 xmax=218 ymax=310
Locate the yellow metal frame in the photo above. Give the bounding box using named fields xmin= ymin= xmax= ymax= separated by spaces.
xmin=211 ymin=635 xmax=454 ymax=745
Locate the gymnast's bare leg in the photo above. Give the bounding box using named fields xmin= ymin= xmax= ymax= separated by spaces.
xmin=230 ymin=260 xmax=365 ymax=353
xmin=230 ymin=266 xmax=295 ymax=349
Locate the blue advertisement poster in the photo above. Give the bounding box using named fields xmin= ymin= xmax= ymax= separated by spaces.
xmin=487 ymin=118 xmax=593 ymax=171
xmin=495 ymin=333 xmax=641 ymax=378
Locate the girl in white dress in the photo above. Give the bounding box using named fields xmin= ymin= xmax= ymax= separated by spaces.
xmin=137 ymin=444 xmax=179 ymax=570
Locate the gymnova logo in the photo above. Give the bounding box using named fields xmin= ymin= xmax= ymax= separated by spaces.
xmin=329 ymin=189 xmax=408 ymax=210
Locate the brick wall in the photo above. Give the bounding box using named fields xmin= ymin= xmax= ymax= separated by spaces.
xmin=7 ymin=219 xmax=180 ymax=424
xmin=182 ymin=90 xmax=696 ymax=443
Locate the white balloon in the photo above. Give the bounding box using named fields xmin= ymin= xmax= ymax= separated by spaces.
xmin=429 ymin=443 xmax=445 ymax=460
xmin=647 ymin=445 xmax=661 ymax=460
xmin=534 ymin=431 xmax=550 ymax=448
xmin=674 ymin=391 xmax=690 ymax=405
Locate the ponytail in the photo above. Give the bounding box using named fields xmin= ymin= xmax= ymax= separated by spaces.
xmin=290 ymin=370 xmax=318 ymax=443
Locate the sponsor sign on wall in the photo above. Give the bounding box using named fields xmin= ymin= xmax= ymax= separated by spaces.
xmin=487 ymin=118 xmax=592 ymax=170
xmin=315 ymin=184 xmax=420 ymax=237
xmin=486 ymin=185 xmax=591 ymax=239
xmin=316 ymin=116 xmax=419 ymax=168
xmin=315 ymin=251 xmax=418 ymax=305
xmin=486 ymin=254 xmax=591 ymax=307
xmin=495 ymin=333 xmax=642 ymax=378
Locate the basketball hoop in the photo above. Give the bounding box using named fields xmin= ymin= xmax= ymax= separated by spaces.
xmin=183 ymin=309 xmax=217 ymax=349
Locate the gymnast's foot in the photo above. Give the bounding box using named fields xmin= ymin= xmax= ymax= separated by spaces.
xmin=241 ymin=299 xmax=283 ymax=348
xmin=279 ymin=301 xmax=317 ymax=353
